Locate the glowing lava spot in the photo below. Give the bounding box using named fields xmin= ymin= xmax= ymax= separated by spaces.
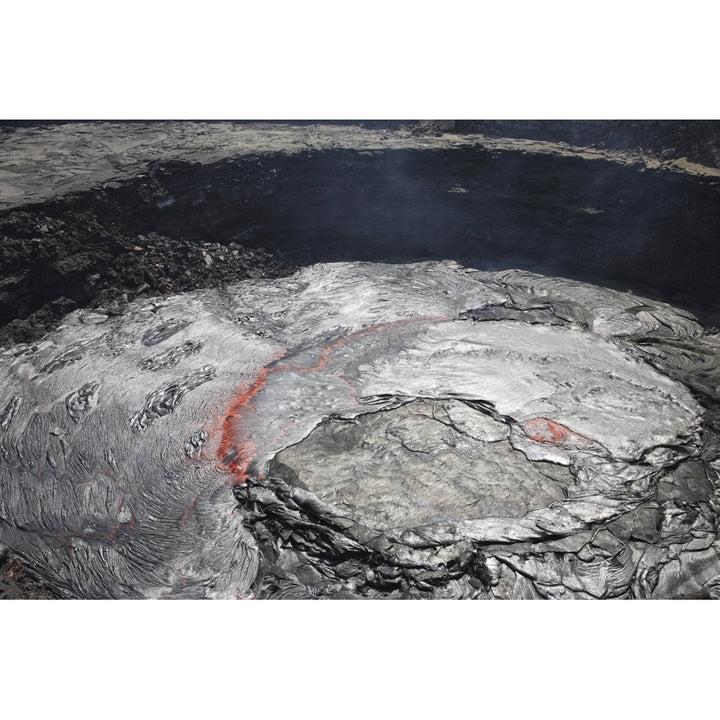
xmin=522 ymin=416 xmax=597 ymax=450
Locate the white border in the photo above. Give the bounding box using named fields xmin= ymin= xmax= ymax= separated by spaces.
xmin=3 ymin=2 xmax=719 ymax=118
xmin=1 ymin=3 xmax=717 ymax=714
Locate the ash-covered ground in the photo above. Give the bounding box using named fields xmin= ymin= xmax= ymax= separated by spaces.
xmin=1 ymin=121 xmax=719 ymax=599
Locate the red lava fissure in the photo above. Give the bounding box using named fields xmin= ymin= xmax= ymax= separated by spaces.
xmin=215 ymin=316 xmax=447 ymax=484
xmin=216 ymin=353 xmax=286 ymax=482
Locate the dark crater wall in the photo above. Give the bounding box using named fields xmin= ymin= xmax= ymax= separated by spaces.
xmin=2 ymin=137 xmax=720 ymax=349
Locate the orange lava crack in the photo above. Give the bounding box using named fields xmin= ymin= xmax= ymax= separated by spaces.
xmin=214 ymin=316 xmax=448 ymax=484
xmin=216 ymin=350 xmax=287 ymax=483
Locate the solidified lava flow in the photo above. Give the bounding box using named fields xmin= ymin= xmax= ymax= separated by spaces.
xmin=0 ymin=260 xmax=718 ymax=599
xmin=2 ymin=120 xmax=720 ymax=601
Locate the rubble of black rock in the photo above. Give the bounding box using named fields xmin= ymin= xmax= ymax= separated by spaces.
xmin=0 ymin=544 xmax=59 ymax=599
xmin=0 ymin=207 xmax=294 ymax=347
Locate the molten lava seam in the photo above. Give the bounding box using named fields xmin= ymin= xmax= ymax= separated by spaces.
xmin=215 ymin=317 xmax=447 ymax=483
xmin=522 ymin=416 xmax=597 ymax=449
xmin=216 ymin=353 xmax=286 ymax=482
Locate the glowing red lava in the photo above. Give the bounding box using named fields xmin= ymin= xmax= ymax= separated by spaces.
xmin=217 ymin=353 xmax=286 ymax=483
xmin=522 ymin=416 xmax=593 ymax=448
xmin=215 ymin=316 xmax=447 ymax=484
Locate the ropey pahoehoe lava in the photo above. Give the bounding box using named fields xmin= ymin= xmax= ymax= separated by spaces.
xmin=1 ymin=261 xmax=719 ymax=598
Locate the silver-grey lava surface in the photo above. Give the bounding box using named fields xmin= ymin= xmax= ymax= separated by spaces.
xmin=1 ymin=261 xmax=720 ymax=598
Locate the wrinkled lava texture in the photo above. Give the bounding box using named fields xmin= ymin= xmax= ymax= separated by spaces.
xmin=1 ymin=121 xmax=720 ymax=599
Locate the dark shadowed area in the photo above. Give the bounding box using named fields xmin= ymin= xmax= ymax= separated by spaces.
xmin=2 ymin=124 xmax=719 ymax=352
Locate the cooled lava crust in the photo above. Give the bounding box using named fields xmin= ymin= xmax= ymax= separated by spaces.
xmin=1 ymin=261 xmax=719 ymax=599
